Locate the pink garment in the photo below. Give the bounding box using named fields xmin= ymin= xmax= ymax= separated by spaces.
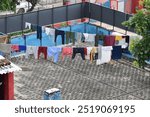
xmin=11 ymin=45 xmax=19 ymax=52
xmin=62 ymin=47 xmax=73 ymax=60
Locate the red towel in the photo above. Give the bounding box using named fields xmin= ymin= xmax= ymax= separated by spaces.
xmin=104 ymin=36 xmax=115 ymax=46
xmin=11 ymin=45 xmax=19 ymax=52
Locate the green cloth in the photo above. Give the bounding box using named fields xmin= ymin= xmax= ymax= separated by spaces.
xmin=66 ymin=32 xmax=75 ymax=45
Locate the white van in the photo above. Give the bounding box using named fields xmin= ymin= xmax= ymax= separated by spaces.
xmin=16 ymin=1 xmax=32 ymax=14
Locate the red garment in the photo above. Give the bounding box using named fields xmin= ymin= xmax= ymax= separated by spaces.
xmin=11 ymin=45 xmax=19 ymax=52
xmin=104 ymin=36 xmax=115 ymax=46
xmin=62 ymin=47 xmax=73 ymax=61
xmin=38 ymin=47 xmax=47 ymax=60
xmin=84 ymin=47 xmax=87 ymax=55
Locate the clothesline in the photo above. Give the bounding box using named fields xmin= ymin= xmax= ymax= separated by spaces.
xmin=0 ymin=23 xmax=141 ymax=65
xmin=0 ymin=43 xmax=123 ymax=65
xmin=24 ymin=22 xmax=130 ymax=47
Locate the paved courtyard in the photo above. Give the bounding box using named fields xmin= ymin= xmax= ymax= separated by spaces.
xmin=12 ymin=54 xmax=150 ymax=100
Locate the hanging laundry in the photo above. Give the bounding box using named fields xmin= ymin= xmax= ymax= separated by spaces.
xmin=47 ymin=47 xmax=62 ymax=63
xmin=72 ymin=48 xmax=85 ymax=60
xmin=55 ymin=30 xmax=65 ymax=45
xmin=45 ymin=27 xmax=55 ymax=43
xmin=96 ymin=46 xmax=113 ymax=65
xmin=37 ymin=26 xmax=42 ymax=40
xmin=76 ymin=32 xmax=82 ymax=44
xmin=84 ymin=34 xmax=96 ymax=46
xmin=62 ymin=47 xmax=73 ymax=61
xmin=25 ymin=22 xmax=31 ymax=29
xmin=95 ymin=35 xmax=105 ymax=46
xmin=31 ymin=24 xmax=42 ymax=41
xmin=25 ymin=46 xmax=38 ymax=59
xmin=38 ymin=46 xmax=47 ymax=60
xmin=45 ymin=27 xmax=50 ymax=35
xmin=11 ymin=45 xmax=19 ymax=52
xmin=81 ymin=33 xmax=85 ymax=42
xmin=104 ymin=36 xmax=115 ymax=46
xmin=115 ymin=36 xmax=123 ymax=41
xmin=112 ymin=46 xmax=122 ymax=60
xmin=66 ymin=32 xmax=75 ymax=45
xmin=83 ymin=33 xmax=89 ymax=41
xmin=45 ymin=28 xmax=55 ymax=36
xmin=84 ymin=47 xmax=87 ymax=55
xmin=42 ymin=26 xmax=46 ymax=32
xmin=19 ymin=45 xmax=26 ymax=52
xmin=85 ymin=47 xmax=93 ymax=60
xmin=116 ymin=36 xmax=128 ymax=49
xmin=90 ymin=47 xmax=98 ymax=62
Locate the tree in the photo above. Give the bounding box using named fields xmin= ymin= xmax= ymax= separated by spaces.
xmin=0 ymin=0 xmax=39 ymax=12
xmin=0 ymin=0 xmax=16 ymax=11
xmin=123 ymin=0 xmax=150 ymax=68
xmin=26 ymin=0 xmax=39 ymax=12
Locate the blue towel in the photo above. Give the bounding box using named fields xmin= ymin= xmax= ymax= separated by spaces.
xmin=47 ymin=47 xmax=62 ymax=63
xmin=19 ymin=45 xmax=26 ymax=51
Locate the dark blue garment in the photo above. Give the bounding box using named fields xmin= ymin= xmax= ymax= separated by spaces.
xmin=72 ymin=48 xmax=85 ymax=60
xmin=19 ymin=45 xmax=26 ymax=52
xmin=112 ymin=46 xmax=122 ymax=60
xmin=95 ymin=53 xmax=98 ymax=60
xmin=31 ymin=24 xmax=42 ymax=40
xmin=37 ymin=26 xmax=42 ymax=40
xmin=55 ymin=30 xmax=65 ymax=45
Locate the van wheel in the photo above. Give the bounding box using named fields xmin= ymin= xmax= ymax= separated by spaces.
xmin=17 ymin=8 xmax=25 ymax=14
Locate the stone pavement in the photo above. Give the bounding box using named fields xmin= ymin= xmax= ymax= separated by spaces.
xmin=12 ymin=55 xmax=150 ymax=100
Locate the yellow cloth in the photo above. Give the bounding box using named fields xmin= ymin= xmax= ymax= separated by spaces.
xmin=115 ymin=36 xmax=122 ymax=41
xmin=90 ymin=47 xmax=98 ymax=62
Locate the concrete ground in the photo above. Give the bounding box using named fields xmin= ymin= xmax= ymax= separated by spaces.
xmin=12 ymin=54 xmax=150 ymax=100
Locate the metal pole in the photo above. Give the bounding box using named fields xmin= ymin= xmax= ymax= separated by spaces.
xmin=21 ymin=13 xmax=24 ymax=35
xmin=66 ymin=4 xmax=68 ymax=26
xmin=5 ymin=14 xmax=8 ymax=34
xmin=100 ymin=5 xmax=103 ymax=26
xmin=113 ymin=9 xmax=115 ymax=31
xmin=88 ymin=2 xmax=91 ymax=23
xmin=37 ymin=8 xmax=39 ymax=26
xmin=52 ymin=5 xmax=54 ymax=28
xmin=37 ymin=8 xmax=42 ymax=46
xmin=84 ymin=23 xmax=86 ymax=33
xmin=125 ymin=13 xmax=128 ymax=35
xmin=81 ymin=1 xmax=83 ymax=22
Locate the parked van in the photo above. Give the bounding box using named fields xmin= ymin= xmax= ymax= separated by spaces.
xmin=16 ymin=1 xmax=32 ymax=14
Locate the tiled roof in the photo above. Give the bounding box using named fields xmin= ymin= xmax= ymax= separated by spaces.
xmin=0 ymin=56 xmax=22 ymax=75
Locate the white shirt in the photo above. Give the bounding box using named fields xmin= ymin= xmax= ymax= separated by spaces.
xmin=25 ymin=46 xmax=38 ymax=59
xmin=97 ymin=46 xmax=113 ymax=65
xmin=25 ymin=22 xmax=31 ymax=29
